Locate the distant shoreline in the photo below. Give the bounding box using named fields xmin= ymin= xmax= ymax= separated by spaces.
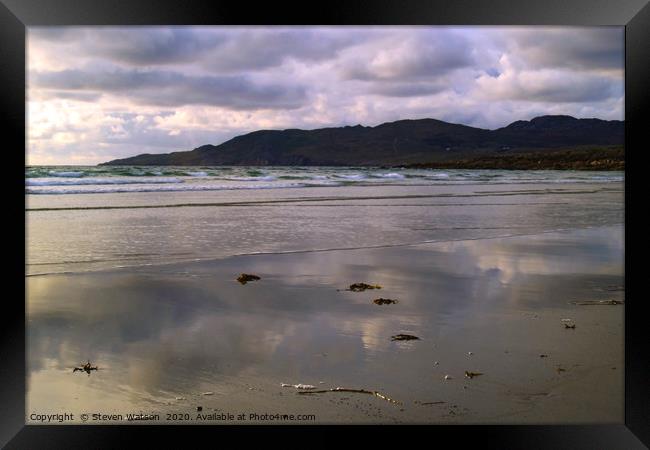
xmin=405 ymin=147 xmax=624 ymax=171
xmin=92 ymin=147 xmax=624 ymax=171
xmin=30 ymin=146 xmax=625 ymax=171
xmin=88 ymin=147 xmax=625 ymax=171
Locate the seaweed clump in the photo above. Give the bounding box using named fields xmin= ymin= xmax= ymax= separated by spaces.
xmin=373 ymin=298 xmax=398 ymax=305
xmin=348 ymin=283 xmax=382 ymax=292
xmin=237 ymin=273 xmax=261 ymax=285
xmin=72 ymin=361 xmax=98 ymax=375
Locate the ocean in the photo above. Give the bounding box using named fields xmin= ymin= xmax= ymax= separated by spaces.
xmin=26 ymin=165 xmax=623 ymax=195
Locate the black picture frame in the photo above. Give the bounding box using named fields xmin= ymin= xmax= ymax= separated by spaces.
xmin=3 ymin=0 xmax=648 ymax=448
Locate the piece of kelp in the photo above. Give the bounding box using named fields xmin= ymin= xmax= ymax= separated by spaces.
xmin=391 ymin=334 xmax=420 ymax=341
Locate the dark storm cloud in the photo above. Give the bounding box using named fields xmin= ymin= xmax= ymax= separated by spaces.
xmin=91 ymin=28 xmax=225 ymax=65
xmin=518 ymin=77 xmax=620 ymax=103
xmin=511 ymin=28 xmax=624 ymax=71
xmin=30 ymin=26 xmax=360 ymax=71
xmin=32 ymin=68 xmax=307 ymax=109
xmin=30 ymin=27 xmax=224 ymax=65
xmin=202 ymin=29 xmax=360 ymax=72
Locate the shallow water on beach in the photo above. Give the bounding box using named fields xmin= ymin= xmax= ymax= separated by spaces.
xmin=26 ymin=172 xmax=623 ymax=276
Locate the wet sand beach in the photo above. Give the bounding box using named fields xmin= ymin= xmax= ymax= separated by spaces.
xmin=26 ymin=224 xmax=623 ymax=424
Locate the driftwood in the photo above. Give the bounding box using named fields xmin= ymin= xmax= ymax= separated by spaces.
xmin=569 ymin=299 xmax=624 ymax=306
xmin=298 ymin=387 xmax=401 ymax=404
xmin=464 ymin=371 xmax=483 ymax=379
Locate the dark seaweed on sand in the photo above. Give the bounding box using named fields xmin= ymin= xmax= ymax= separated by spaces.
xmin=373 ymin=298 xmax=398 ymax=305
xmin=348 ymin=283 xmax=382 ymax=292
xmin=72 ymin=361 xmax=98 ymax=375
xmin=237 ymin=273 xmax=261 ymax=285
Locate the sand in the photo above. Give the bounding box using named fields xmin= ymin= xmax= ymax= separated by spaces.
xmin=26 ymin=225 xmax=624 ymax=424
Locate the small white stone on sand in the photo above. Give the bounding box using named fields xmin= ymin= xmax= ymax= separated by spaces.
xmin=467 ymin=352 xmax=473 ymax=356
xmin=444 ymin=375 xmax=452 ymax=380
xmin=175 ymin=397 xmax=185 ymax=401
xmin=434 ymin=361 xmax=439 ymax=366
xmin=281 ymin=383 xmax=316 ymax=390
xmin=202 ymin=392 xmax=214 ymax=395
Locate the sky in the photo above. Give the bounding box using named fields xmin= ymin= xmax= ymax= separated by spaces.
xmin=27 ymin=26 xmax=624 ymax=165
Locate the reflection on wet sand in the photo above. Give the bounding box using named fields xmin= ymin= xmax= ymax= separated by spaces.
xmin=27 ymin=225 xmax=623 ymax=423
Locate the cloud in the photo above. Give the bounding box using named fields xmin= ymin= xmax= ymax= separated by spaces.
xmin=29 ymin=27 xmax=86 ymax=42
xmin=475 ymin=55 xmax=622 ymax=103
xmin=30 ymin=27 xmax=224 ymax=65
xmin=367 ymin=82 xmax=447 ymax=97
xmin=29 ymin=26 xmax=360 ymax=71
xmin=32 ymin=68 xmax=308 ymax=109
xmin=91 ymin=27 xmax=225 ymax=66
xmin=340 ymin=30 xmax=476 ymax=81
xmin=202 ymin=28 xmax=360 ymax=72
xmin=508 ymin=27 xmax=624 ymax=71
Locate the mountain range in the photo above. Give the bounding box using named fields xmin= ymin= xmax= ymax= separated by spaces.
xmin=99 ymin=115 xmax=624 ymax=168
